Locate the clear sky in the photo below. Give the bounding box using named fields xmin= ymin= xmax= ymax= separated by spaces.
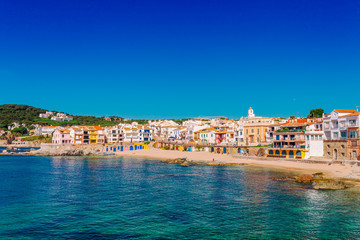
xmin=0 ymin=0 xmax=359 ymax=119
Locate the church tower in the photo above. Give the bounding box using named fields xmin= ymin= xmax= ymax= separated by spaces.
xmin=248 ymin=107 xmax=255 ymax=118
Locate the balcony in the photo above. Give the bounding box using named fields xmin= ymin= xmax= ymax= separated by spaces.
xmin=276 ymin=129 xmax=305 ymax=133
xmin=349 ymin=122 xmax=358 ymax=127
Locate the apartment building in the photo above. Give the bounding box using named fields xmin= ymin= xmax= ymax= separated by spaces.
xmin=323 ymin=110 xmax=360 ymax=160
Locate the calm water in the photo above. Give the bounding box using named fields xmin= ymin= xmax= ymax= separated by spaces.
xmin=1 ymin=156 xmax=360 ymax=239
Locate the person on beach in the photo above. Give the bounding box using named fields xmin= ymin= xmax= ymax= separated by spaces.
xmin=213 ymin=158 xmax=215 ymax=162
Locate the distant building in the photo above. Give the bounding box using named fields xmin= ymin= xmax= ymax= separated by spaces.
xmin=50 ymin=113 xmax=73 ymax=121
xmin=39 ymin=111 xmax=55 ymax=118
xmin=35 ymin=126 xmax=59 ymax=135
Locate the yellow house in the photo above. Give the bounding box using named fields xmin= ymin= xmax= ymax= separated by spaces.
xmin=88 ymin=126 xmax=98 ymax=144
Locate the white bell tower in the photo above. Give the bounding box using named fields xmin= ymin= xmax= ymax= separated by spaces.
xmin=248 ymin=107 xmax=255 ymax=118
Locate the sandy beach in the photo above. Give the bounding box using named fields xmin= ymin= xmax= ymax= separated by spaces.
xmin=115 ymin=148 xmax=360 ymax=180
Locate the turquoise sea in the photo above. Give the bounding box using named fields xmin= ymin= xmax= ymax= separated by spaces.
xmin=1 ymin=156 xmax=360 ymax=239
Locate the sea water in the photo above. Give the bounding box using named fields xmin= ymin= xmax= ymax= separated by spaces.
xmin=0 ymin=155 xmax=360 ymax=239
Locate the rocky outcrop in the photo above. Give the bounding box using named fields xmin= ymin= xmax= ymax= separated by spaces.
xmin=272 ymin=172 xmax=353 ymax=190
xmin=296 ymin=174 xmax=314 ymax=184
xmin=180 ymin=161 xmax=190 ymax=167
xmin=162 ymin=158 xmax=188 ymax=164
xmin=161 ymin=158 xmax=247 ymax=167
xmin=313 ymin=180 xmax=350 ymax=190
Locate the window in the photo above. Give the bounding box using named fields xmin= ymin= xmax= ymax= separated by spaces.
xmin=319 ymin=135 xmax=322 ymax=140
xmin=315 ymin=135 xmax=318 ymax=140
xmin=307 ymin=135 xmax=309 ymax=140
xmin=333 ymin=132 xmax=339 ymax=139
xmin=349 ymin=119 xmax=357 ymax=126
xmin=341 ymin=145 xmax=345 ymax=149
xmin=341 ymin=132 xmax=347 ymax=139
xmin=350 ymin=131 xmax=359 ymax=139
xmin=257 ymin=128 xmax=260 ymax=134
xmin=311 ymin=135 xmax=314 ymax=140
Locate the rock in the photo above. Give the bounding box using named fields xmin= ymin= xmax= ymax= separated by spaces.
xmin=272 ymin=176 xmax=297 ymax=181
xmin=313 ymin=172 xmax=324 ymax=178
xmin=296 ymin=174 xmax=314 ymax=183
xmin=162 ymin=158 xmax=187 ymax=164
xmin=180 ymin=161 xmax=190 ymax=167
xmin=313 ymin=180 xmax=348 ymax=190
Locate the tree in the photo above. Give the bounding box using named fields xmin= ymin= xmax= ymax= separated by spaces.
xmin=12 ymin=127 xmax=28 ymax=135
xmin=308 ymin=108 xmax=324 ymax=118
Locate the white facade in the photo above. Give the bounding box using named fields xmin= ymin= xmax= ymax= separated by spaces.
xmin=104 ymin=126 xmax=124 ymax=143
xmin=199 ymin=130 xmax=216 ymax=144
xmin=35 ymin=126 xmax=58 ymax=135
xmin=305 ymin=130 xmax=324 ymax=159
xmin=323 ymin=110 xmax=360 ymax=140
xmin=235 ymin=125 xmax=244 ymax=145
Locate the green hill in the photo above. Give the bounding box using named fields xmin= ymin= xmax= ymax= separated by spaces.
xmin=0 ymin=104 xmax=120 ymax=128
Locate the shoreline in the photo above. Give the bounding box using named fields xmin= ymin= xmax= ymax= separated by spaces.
xmin=3 ymin=147 xmax=360 ymax=181
xmin=114 ymin=148 xmax=360 ymax=180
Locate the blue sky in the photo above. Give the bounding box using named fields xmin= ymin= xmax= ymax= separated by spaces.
xmin=0 ymin=0 xmax=359 ymax=119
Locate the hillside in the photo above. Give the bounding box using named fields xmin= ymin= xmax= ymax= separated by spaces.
xmin=0 ymin=104 xmax=119 ymax=128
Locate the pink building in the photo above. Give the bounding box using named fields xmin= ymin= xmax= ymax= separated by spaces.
xmin=215 ymin=131 xmax=227 ymax=145
xmin=52 ymin=128 xmax=73 ymax=144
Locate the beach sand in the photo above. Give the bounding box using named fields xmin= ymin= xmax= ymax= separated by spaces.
xmin=115 ymin=148 xmax=360 ymax=180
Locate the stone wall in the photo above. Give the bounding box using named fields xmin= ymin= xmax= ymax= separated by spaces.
xmin=323 ymin=140 xmax=348 ymax=160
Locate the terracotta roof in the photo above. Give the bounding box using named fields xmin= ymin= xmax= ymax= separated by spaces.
xmin=334 ymin=109 xmax=358 ymax=113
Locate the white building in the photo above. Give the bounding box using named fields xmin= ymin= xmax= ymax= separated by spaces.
xmin=51 ymin=113 xmax=73 ymax=121
xmin=305 ymin=123 xmax=324 ymax=159
xmin=104 ymin=126 xmax=124 ymax=143
xmin=39 ymin=111 xmax=55 ymax=118
xmin=235 ymin=125 xmax=244 ymax=145
xmin=34 ymin=126 xmax=59 ymax=135
xmin=198 ymin=128 xmax=216 ymax=144
xmin=323 ymin=110 xmax=360 ymax=140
